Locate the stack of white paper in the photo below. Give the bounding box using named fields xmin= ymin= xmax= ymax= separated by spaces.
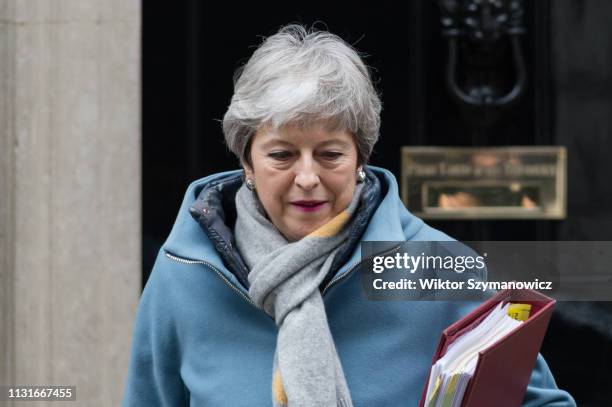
xmin=424 ymin=303 xmax=524 ymax=407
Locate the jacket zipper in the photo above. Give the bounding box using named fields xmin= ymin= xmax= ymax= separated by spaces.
xmin=165 ymin=244 xmax=401 ymax=308
xmin=322 ymin=244 xmax=402 ymax=295
xmin=164 ymin=252 xmax=256 ymax=307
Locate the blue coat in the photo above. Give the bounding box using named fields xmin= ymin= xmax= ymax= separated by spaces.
xmin=123 ymin=167 xmax=575 ymax=406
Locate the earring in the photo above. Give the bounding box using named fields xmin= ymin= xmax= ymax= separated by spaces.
xmin=245 ymin=178 xmax=256 ymax=191
xmin=357 ymin=168 xmax=366 ymax=183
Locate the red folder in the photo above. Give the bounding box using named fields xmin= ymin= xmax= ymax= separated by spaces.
xmin=418 ymin=288 xmax=556 ymax=407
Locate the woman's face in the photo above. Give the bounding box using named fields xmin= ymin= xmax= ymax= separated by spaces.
xmin=244 ymin=121 xmax=360 ymax=242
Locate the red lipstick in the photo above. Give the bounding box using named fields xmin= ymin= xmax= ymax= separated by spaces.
xmin=290 ymin=200 xmax=327 ymax=212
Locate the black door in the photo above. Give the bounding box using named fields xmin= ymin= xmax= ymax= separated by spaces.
xmin=143 ymin=2 xmax=612 ymax=404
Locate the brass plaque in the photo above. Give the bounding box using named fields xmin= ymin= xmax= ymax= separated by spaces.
xmin=401 ymin=147 xmax=566 ymax=219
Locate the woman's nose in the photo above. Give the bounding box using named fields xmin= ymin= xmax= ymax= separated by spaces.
xmin=294 ymin=158 xmax=320 ymax=190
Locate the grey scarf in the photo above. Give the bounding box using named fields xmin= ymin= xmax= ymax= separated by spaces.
xmin=235 ymin=183 xmax=363 ymax=407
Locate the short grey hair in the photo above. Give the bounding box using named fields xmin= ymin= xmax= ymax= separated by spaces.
xmin=222 ymin=24 xmax=382 ymax=165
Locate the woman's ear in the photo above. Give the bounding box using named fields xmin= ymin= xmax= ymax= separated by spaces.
xmin=242 ymin=161 xmax=254 ymax=179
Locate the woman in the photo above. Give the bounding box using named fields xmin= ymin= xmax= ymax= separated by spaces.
xmin=123 ymin=25 xmax=575 ymax=406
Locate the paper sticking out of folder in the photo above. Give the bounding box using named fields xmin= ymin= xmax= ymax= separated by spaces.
xmin=424 ymin=302 xmax=530 ymax=407
xmin=419 ymin=288 xmax=555 ymax=407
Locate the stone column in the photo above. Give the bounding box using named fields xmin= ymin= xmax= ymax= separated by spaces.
xmin=0 ymin=1 xmax=141 ymax=405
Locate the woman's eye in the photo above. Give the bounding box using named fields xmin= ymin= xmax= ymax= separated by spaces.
xmin=320 ymin=151 xmax=343 ymax=160
xmin=268 ymin=151 xmax=292 ymax=161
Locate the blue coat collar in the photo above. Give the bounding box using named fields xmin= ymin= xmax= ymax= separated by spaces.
xmin=162 ymin=166 xmax=427 ymax=296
